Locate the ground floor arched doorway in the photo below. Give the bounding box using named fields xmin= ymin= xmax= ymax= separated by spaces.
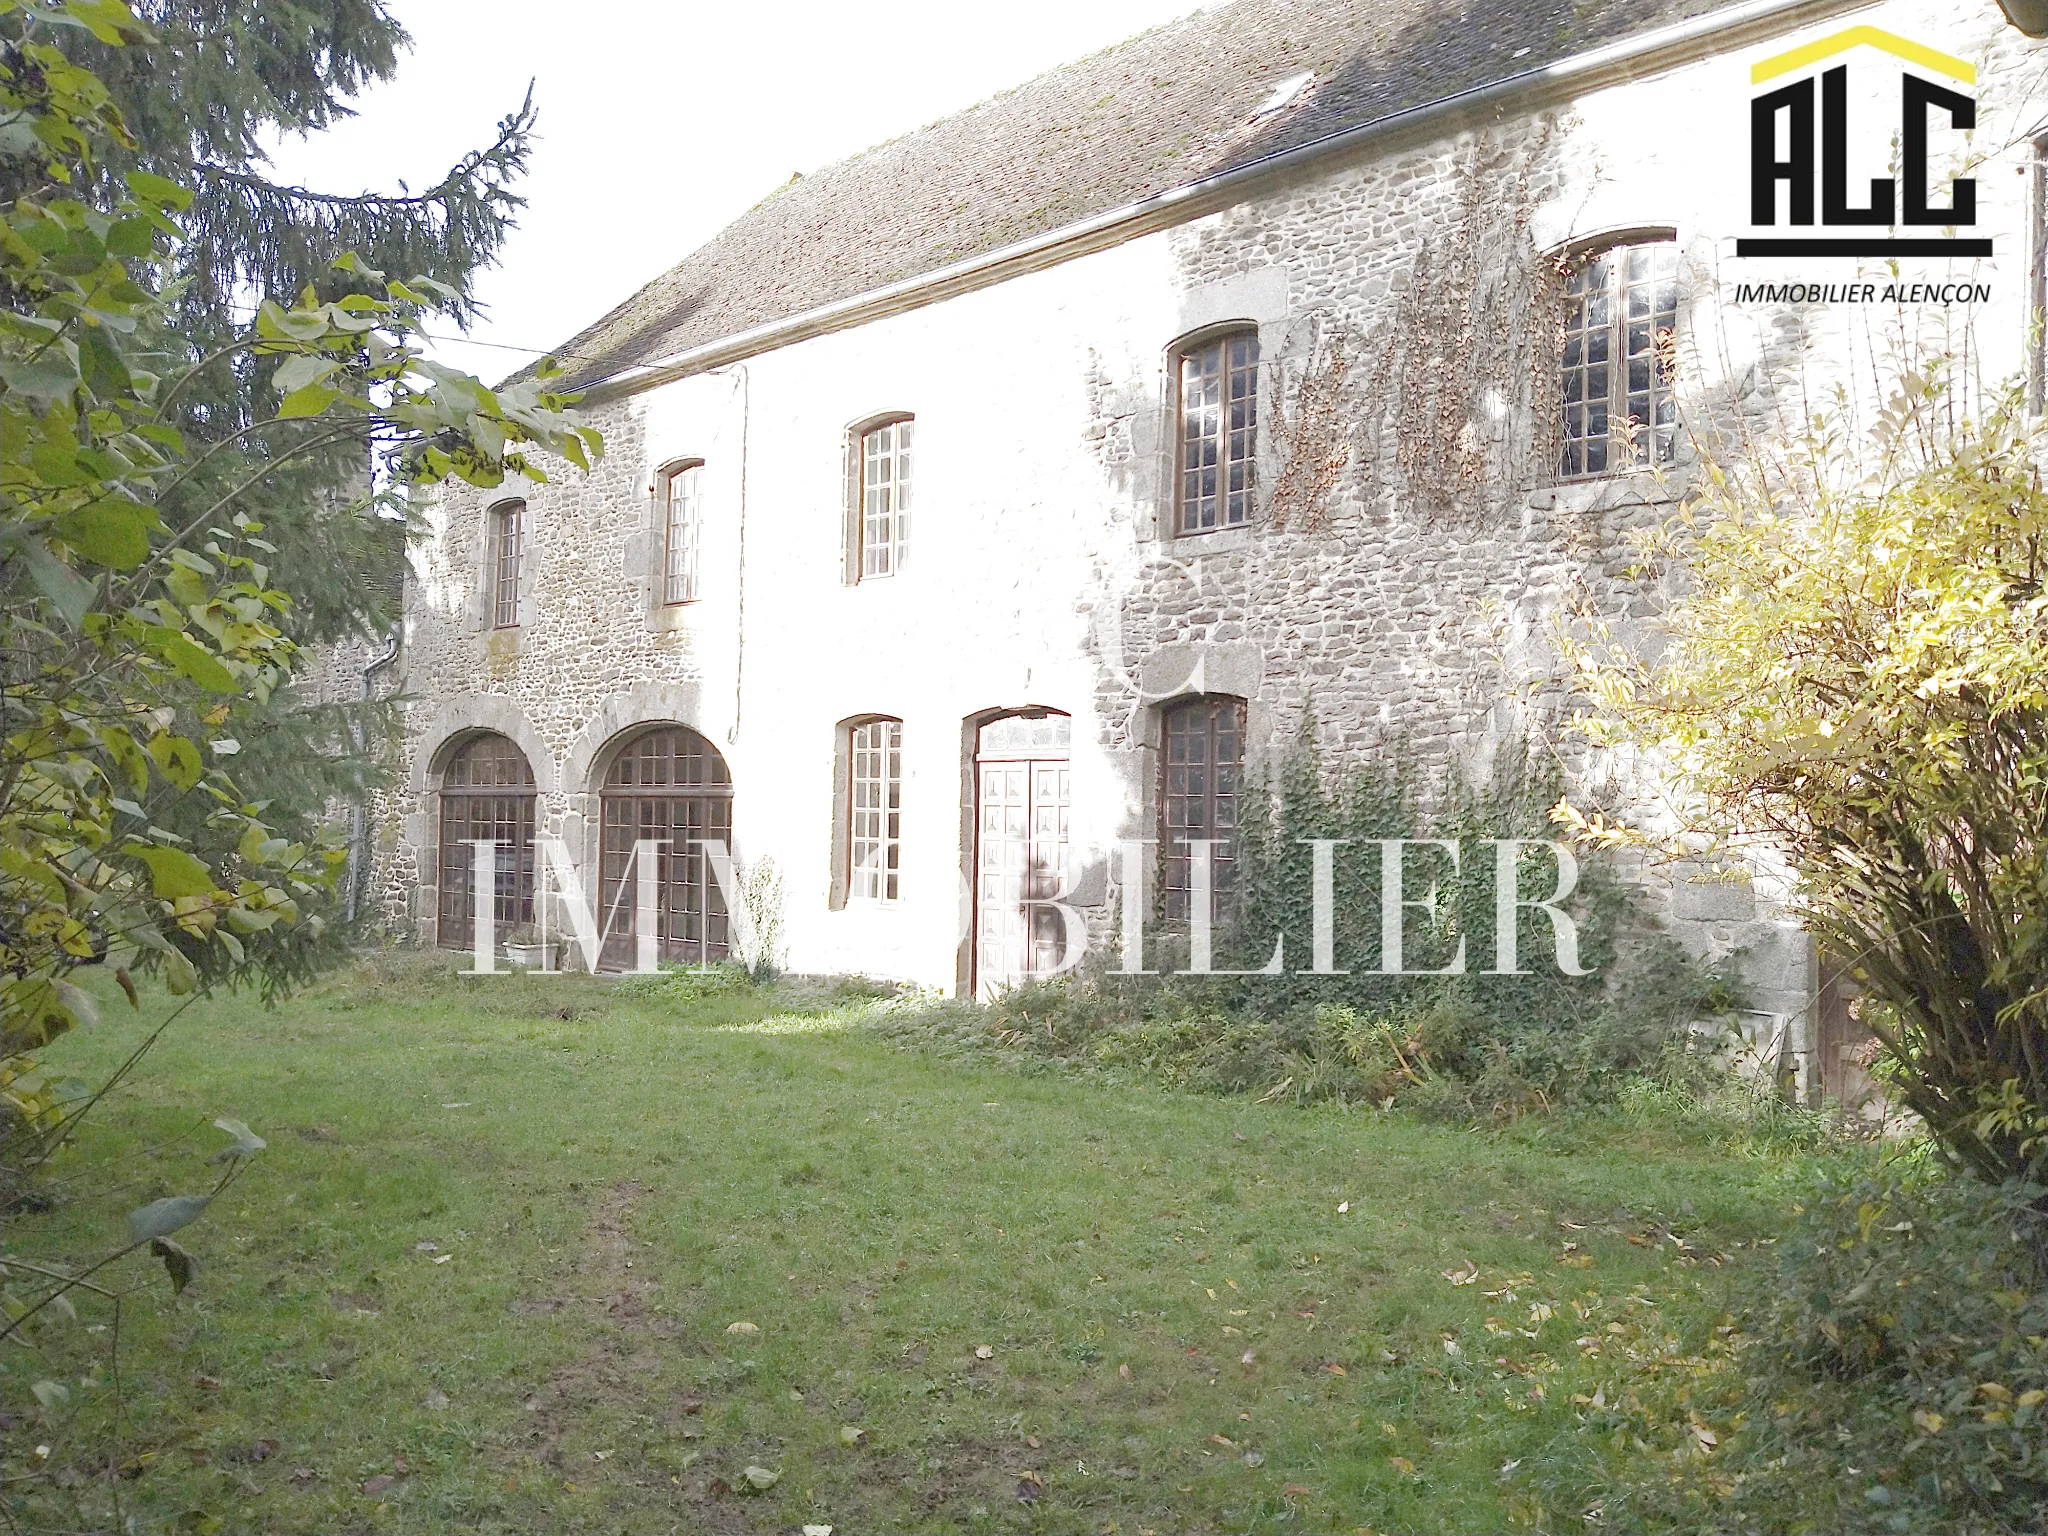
xmin=599 ymin=726 xmax=733 ymax=968
xmin=437 ymin=733 xmax=537 ymax=947
xmin=972 ymin=709 xmax=1072 ymax=997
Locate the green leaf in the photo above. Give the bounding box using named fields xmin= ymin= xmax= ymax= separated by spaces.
xmin=277 ymin=382 xmax=340 ymax=419
xmin=272 ymin=354 xmax=341 ymax=396
xmin=123 ymin=169 xmax=193 ymax=213
xmin=132 ymin=845 xmax=215 ymax=898
xmin=59 ymin=0 xmax=153 ymax=45
xmin=1 ymin=350 xmax=83 ymax=399
xmin=157 ymin=632 xmax=237 ymax=692
xmin=52 ymin=497 xmax=152 ymax=568
xmin=30 ymin=1380 xmax=69 ymax=1412
xmin=146 ymin=732 xmax=204 ymax=789
xmin=150 ymin=1236 xmax=196 ymax=1294
xmin=20 ymin=536 xmax=97 ymax=626
xmin=127 ymin=1192 xmax=209 ymax=1242
xmin=105 ymin=217 xmax=155 ymax=259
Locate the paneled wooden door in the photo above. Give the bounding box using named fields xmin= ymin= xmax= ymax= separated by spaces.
xmin=973 ymin=712 xmax=1072 ymax=998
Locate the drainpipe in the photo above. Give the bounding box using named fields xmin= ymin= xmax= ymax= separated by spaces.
xmin=346 ymin=625 xmax=402 ymax=923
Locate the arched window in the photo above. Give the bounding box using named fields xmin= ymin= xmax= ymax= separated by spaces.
xmin=851 ymin=415 xmax=913 ymax=579
xmin=1175 ymin=328 xmax=1259 ymax=534
xmin=600 ymin=727 xmax=734 ymax=967
xmin=490 ymin=499 xmax=525 ymax=628
xmin=847 ymin=717 xmax=903 ymax=902
xmin=437 ymin=733 xmax=536 ymax=946
xmin=660 ymin=460 xmax=703 ymax=605
xmin=1161 ymin=696 xmax=1245 ymax=923
xmin=1559 ymin=239 xmax=1678 ymax=477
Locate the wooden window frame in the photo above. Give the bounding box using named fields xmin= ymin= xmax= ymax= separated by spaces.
xmin=490 ymin=499 xmax=525 ymax=629
xmin=846 ymin=716 xmax=903 ymax=903
xmin=660 ymin=459 xmax=704 ymax=606
xmin=1558 ymin=238 xmax=1680 ymax=479
xmin=1159 ymin=695 xmax=1246 ymax=925
xmin=1174 ymin=327 xmax=1260 ymax=535
xmin=856 ymin=415 xmax=913 ymax=580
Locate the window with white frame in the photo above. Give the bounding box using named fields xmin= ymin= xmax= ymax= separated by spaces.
xmin=1176 ymin=329 xmax=1259 ymax=533
xmin=490 ymin=499 xmax=524 ymax=628
xmin=860 ymin=418 xmax=912 ymax=578
xmin=848 ymin=717 xmax=902 ymax=901
xmin=661 ymin=461 xmax=702 ymax=605
xmin=1559 ymin=241 xmax=1679 ymax=478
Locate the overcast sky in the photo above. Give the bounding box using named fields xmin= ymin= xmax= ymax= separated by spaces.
xmin=261 ymin=0 xmax=1202 ymax=374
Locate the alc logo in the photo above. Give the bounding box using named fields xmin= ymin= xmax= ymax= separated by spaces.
xmin=1740 ymin=26 xmax=1988 ymax=258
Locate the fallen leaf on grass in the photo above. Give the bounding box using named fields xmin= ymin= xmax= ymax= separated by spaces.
xmin=974 ymin=1344 xmax=994 ymax=1360
xmin=1243 ymin=1451 xmax=1265 ymax=1467
xmin=361 ymin=1475 xmax=395 ymax=1497
xmin=803 ymin=1526 xmax=834 ymax=1536
xmin=1320 ymin=1363 xmax=1346 ymax=1377
xmin=1016 ymin=1469 xmax=1043 ymax=1502
xmin=1283 ymin=1482 xmax=1312 ymax=1496
xmin=289 ymin=1469 xmax=316 ymax=1489
xmin=839 ymin=1426 xmax=865 ymax=1446
xmin=741 ymin=1465 xmax=779 ymax=1491
xmin=1207 ymin=1434 xmax=1235 ymax=1448
xmin=1389 ymin=1457 xmax=1415 ymax=1474
xmin=1118 ymin=1363 xmax=1132 ymax=1379
xmin=424 ymin=1388 xmax=449 ymax=1411
xmin=1443 ymin=1261 xmax=1479 ymax=1286
xmin=1025 ymin=1435 xmax=1041 ymax=1449
xmin=1240 ymin=1350 xmax=1256 ymax=1366
xmin=725 ymin=1321 xmax=759 ymax=1335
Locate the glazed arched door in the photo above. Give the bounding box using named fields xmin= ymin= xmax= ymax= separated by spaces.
xmin=599 ymin=727 xmax=733 ymax=968
xmin=437 ymin=734 xmax=536 ymax=946
xmin=973 ymin=710 xmax=1071 ymax=997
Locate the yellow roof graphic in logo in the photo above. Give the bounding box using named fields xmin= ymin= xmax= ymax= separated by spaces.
xmin=1751 ymin=25 xmax=1975 ymax=85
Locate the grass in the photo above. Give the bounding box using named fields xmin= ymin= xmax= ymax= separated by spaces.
xmin=1 ymin=956 xmax=1849 ymax=1535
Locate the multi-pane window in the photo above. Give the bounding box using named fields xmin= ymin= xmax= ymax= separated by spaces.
xmin=491 ymin=499 xmax=525 ymax=628
xmin=599 ymin=727 xmax=733 ymax=968
xmin=848 ymin=717 xmax=903 ymax=902
xmin=662 ymin=462 xmax=702 ymax=605
xmin=860 ymin=418 xmax=912 ymax=578
xmin=437 ymin=733 xmax=536 ymax=945
xmin=1560 ymin=242 xmax=1679 ymax=477
xmin=1161 ymin=696 xmax=1244 ymax=923
xmin=1177 ymin=330 xmax=1259 ymax=534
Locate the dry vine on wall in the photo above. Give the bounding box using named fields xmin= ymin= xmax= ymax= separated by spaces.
xmin=1293 ymin=124 xmax=1566 ymax=531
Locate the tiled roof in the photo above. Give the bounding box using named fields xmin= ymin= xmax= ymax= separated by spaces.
xmin=535 ymin=0 xmax=1767 ymax=388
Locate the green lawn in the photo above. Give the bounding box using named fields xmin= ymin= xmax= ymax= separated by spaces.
xmin=4 ymin=957 xmax=1834 ymax=1534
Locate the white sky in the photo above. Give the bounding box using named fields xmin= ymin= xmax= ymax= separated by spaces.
xmin=261 ymin=0 xmax=1202 ymax=375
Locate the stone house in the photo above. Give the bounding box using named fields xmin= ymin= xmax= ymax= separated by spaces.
xmin=369 ymin=0 xmax=2045 ymax=1094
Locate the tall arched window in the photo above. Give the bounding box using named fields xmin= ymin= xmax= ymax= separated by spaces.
xmin=1176 ymin=328 xmax=1259 ymax=534
xmin=437 ymin=733 xmax=536 ymax=945
xmin=857 ymin=415 xmax=913 ymax=579
xmin=847 ymin=716 xmax=903 ymax=902
xmin=1161 ymin=696 xmax=1245 ymax=923
xmin=600 ymin=727 xmax=733 ymax=967
xmin=660 ymin=460 xmax=703 ymax=605
xmin=1559 ymin=239 xmax=1678 ymax=477
xmin=490 ymin=499 xmax=525 ymax=628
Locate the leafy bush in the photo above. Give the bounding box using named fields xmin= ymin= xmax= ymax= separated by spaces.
xmin=1583 ymin=1162 xmax=2048 ymax=1534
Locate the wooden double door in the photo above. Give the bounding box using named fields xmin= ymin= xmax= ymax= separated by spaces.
xmin=973 ymin=712 xmax=1072 ymax=997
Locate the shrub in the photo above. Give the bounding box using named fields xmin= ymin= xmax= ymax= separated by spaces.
xmin=1587 ymin=1162 xmax=2048 ymax=1534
